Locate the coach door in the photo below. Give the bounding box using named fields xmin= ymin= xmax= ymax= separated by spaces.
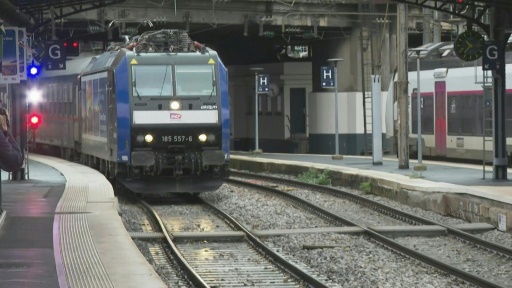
xmin=434 ymin=81 xmax=447 ymax=156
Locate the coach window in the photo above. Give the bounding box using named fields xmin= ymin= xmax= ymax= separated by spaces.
xmin=448 ymin=94 xmax=483 ymax=135
xmin=175 ymin=65 xmax=216 ymax=97
xmin=132 ymin=65 xmax=173 ymax=97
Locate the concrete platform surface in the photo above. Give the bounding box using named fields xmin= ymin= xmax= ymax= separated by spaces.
xmin=0 ymin=154 xmax=166 ymax=288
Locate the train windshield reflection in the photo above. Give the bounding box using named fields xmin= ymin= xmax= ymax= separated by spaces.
xmin=132 ymin=65 xmax=173 ymax=97
xmin=175 ymin=65 xmax=216 ymax=97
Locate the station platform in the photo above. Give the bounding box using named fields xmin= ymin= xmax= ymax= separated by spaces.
xmin=0 ymin=155 xmax=166 ymax=288
xmin=230 ymin=152 xmax=512 ymax=232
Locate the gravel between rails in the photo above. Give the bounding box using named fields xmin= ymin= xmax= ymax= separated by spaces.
xmin=201 ymin=184 xmax=333 ymax=230
xmin=264 ymin=233 xmax=471 ymax=288
xmin=254 ymin=171 xmax=512 ymax=250
xmin=393 ymin=235 xmax=512 ymax=287
xmin=275 ymin=185 xmax=409 ymax=227
xmin=200 ymin=184 xmax=474 ymax=287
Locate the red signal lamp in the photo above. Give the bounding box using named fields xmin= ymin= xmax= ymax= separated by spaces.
xmin=30 ymin=115 xmax=39 ymax=125
xmin=64 ymin=41 xmax=80 ymax=56
xmin=28 ymin=114 xmax=41 ymax=130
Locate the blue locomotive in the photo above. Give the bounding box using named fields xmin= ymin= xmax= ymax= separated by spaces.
xmin=33 ymin=30 xmax=230 ymax=193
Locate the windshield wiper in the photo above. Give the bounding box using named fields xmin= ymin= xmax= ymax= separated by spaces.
xmin=133 ymin=73 xmax=142 ymax=101
xmin=159 ymin=66 xmax=169 ymax=97
xmin=209 ymin=66 xmax=216 ymax=100
xmin=133 ymin=83 xmax=142 ymax=101
xmin=209 ymin=80 xmax=216 ymax=100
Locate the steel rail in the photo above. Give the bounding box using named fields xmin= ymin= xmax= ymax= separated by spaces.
xmin=197 ymin=196 xmax=333 ymax=288
xmin=230 ymin=170 xmax=512 ymax=257
xmin=228 ymin=173 xmax=505 ymax=288
xmin=138 ymin=199 xmax=209 ymax=288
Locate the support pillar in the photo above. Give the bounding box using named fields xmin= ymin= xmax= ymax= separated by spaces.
xmin=397 ymin=3 xmax=409 ymax=169
xmin=11 ymin=83 xmax=27 ymax=180
xmin=422 ymin=4 xmax=432 ymax=45
xmin=490 ymin=8 xmax=510 ymax=180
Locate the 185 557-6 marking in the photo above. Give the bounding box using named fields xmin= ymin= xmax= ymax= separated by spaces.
xmin=162 ymin=135 xmax=193 ymax=142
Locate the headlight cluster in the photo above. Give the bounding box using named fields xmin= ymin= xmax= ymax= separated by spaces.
xmin=136 ymin=134 xmax=154 ymax=143
xmin=198 ymin=133 xmax=216 ymax=142
xmin=136 ymin=132 xmax=216 ymax=144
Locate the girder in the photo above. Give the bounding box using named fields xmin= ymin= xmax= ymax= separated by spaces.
xmin=7 ymin=0 xmax=126 ymax=32
xmin=34 ymin=0 xmax=127 ymax=31
xmin=391 ymin=0 xmax=512 ymax=9
xmin=0 ymin=0 xmax=33 ymax=27
xmin=391 ymin=0 xmax=495 ymax=35
xmin=14 ymin=0 xmax=115 ymax=11
xmin=11 ymin=0 xmax=380 ymax=34
xmin=9 ymin=0 xmax=378 ymax=41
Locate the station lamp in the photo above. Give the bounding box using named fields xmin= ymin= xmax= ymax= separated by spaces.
xmin=27 ymin=87 xmax=43 ymax=104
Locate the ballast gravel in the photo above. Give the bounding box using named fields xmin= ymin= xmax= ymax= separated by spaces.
xmin=200 ymin=184 xmax=473 ymax=287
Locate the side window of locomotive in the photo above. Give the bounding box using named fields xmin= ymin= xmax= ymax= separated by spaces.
xmin=132 ymin=65 xmax=173 ymax=97
xmin=175 ymin=65 xmax=216 ymax=97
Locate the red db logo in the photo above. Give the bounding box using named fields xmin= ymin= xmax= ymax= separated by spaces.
xmin=170 ymin=113 xmax=182 ymax=119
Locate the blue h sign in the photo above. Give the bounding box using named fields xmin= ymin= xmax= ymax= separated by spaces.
xmin=321 ymin=66 xmax=335 ymax=88
xmin=258 ymin=74 xmax=269 ymax=93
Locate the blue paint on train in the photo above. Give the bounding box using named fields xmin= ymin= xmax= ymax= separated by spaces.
xmin=32 ymin=30 xmax=231 ymax=193
xmin=218 ymin=58 xmax=230 ymax=159
xmin=115 ymin=57 xmax=131 ymax=163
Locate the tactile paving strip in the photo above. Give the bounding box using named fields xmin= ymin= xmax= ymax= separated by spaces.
xmin=37 ymin=156 xmax=114 ymax=288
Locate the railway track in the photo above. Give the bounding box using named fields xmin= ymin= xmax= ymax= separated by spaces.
xmin=228 ymin=170 xmax=512 ymax=288
xmin=132 ymin=194 xmax=339 ymax=287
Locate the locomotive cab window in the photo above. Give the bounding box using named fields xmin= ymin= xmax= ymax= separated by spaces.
xmin=132 ymin=65 xmax=173 ymax=97
xmin=175 ymin=65 xmax=216 ymax=97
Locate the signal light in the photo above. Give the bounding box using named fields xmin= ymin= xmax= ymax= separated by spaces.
xmin=64 ymin=40 xmax=80 ymax=56
xmin=28 ymin=113 xmax=41 ymax=130
xmin=27 ymin=61 xmax=41 ymax=78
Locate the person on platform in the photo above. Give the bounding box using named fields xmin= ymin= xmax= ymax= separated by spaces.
xmin=0 ymin=108 xmax=23 ymax=172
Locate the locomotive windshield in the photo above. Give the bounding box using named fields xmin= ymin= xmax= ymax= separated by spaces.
xmin=132 ymin=65 xmax=173 ymax=97
xmin=175 ymin=65 xmax=216 ymax=97
xmin=131 ymin=64 xmax=216 ymax=97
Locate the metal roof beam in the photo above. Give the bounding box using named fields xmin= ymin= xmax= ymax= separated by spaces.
xmin=391 ymin=0 xmax=493 ymax=35
xmin=0 ymin=0 xmax=33 ymax=27
xmin=30 ymin=0 xmax=126 ymax=32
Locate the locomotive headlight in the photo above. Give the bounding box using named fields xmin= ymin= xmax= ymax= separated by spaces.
xmin=145 ymin=134 xmax=154 ymax=143
xmin=207 ymin=134 xmax=216 ymax=142
xmin=198 ymin=134 xmax=207 ymax=142
xmin=136 ymin=134 xmax=144 ymax=143
xmin=170 ymin=101 xmax=181 ymax=110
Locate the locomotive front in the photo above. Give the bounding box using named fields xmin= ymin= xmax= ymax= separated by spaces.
xmin=122 ymin=50 xmax=229 ymax=193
